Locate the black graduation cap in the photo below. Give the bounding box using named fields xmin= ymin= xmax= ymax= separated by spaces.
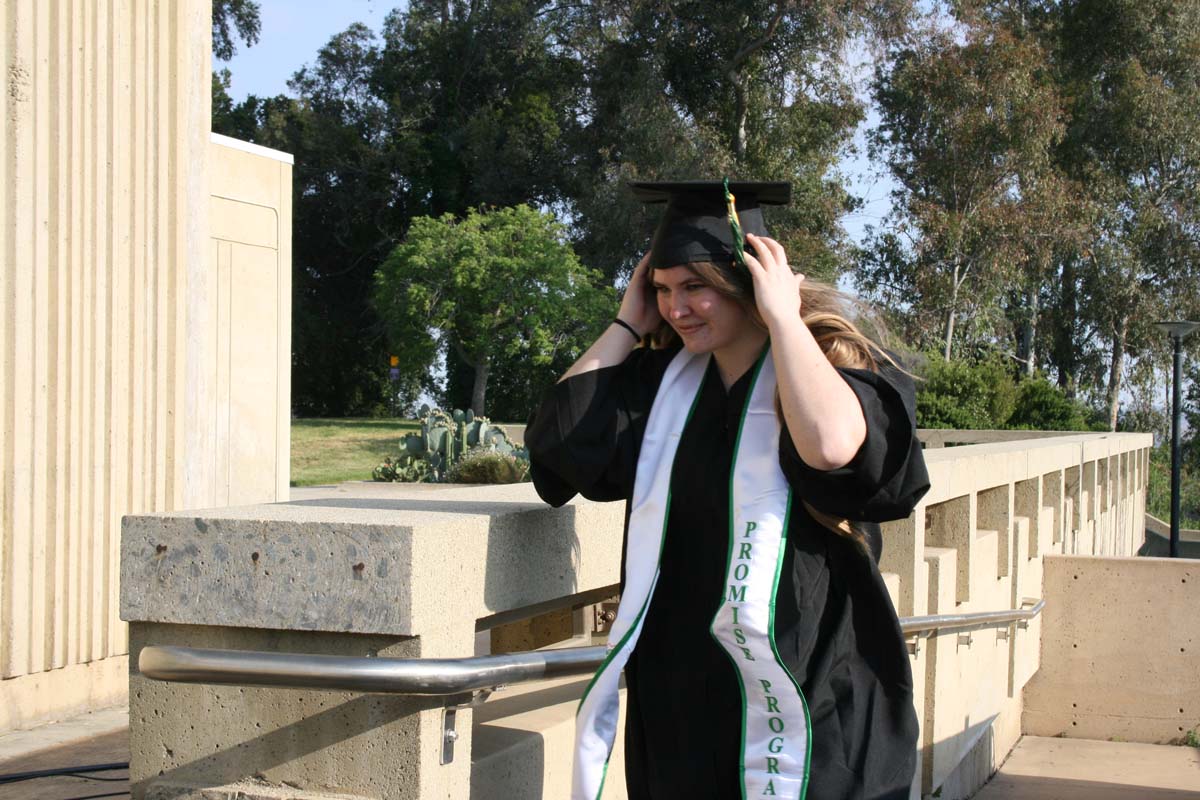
xmin=632 ymin=180 xmax=791 ymax=269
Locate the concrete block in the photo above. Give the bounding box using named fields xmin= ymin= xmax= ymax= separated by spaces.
xmin=1023 ymin=555 xmax=1200 ymax=744
xmin=979 ymin=489 xmax=1008 ymax=582
xmin=129 ymin=624 xmax=450 ymax=800
xmin=121 ymin=483 xmax=626 ymax=638
xmin=122 ymin=484 xmax=628 ymax=800
xmin=146 ymin=780 xmax=368 ymax=799
xmin=926 ymin=496 xmax=974 ymax=604
xmin=880 ymin=509 xmax=924 ymax=617
xmin=490 ymin=608 xmax=575 ymax=654
xmin=1007 ymin=517 xmax=1040 ymax=697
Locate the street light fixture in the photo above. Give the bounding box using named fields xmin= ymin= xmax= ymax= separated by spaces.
xmin=1152 ymin=320 xmax=1200 ymax=558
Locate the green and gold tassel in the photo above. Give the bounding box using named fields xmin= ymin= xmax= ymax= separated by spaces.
xmin=724 ymin=177 xmax=746 ymax=267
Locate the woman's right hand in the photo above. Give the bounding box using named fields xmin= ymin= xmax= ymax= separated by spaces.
xmin=617 ymin=253 xmax=662 ymax=337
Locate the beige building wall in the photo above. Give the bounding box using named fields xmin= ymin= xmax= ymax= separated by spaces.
xmin=1 ymin=1 xmax=290 ymax=734
xmin=209 ymin=134 xmax=292 ymax=507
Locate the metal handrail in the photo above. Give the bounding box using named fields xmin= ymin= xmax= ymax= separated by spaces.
xmin=138 ymin=643 xmax=606 ymax=696
xmin=139 ymin=600 xmax=1044 ymax=696
xmin=900 ymin=598 xmax=1044 ymax=636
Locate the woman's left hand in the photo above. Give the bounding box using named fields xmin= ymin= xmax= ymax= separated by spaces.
xmin=743 ymin=233 xmax=803 ymax=329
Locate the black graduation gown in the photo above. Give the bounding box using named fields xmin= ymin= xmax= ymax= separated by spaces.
xmin=525 ymin=345 xmax=931 ymax=800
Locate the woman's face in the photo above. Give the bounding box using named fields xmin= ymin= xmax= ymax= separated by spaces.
xmin=651 ymin=265 xmax=757 ymax=355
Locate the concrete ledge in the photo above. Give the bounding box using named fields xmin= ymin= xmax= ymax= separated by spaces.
xmin=1141 ymin=514 xmax=1200 ymax=558
xmin=121 ymin=483 xmax=624 ymax=638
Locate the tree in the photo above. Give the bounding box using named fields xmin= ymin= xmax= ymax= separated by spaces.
xmin=1181 ymin=359 xmax=1200 ymax=472
xmin=374 ymin=205 xmax=615 ymax=415
xmin=212 ymin=0 xmax=262 ymax=61
xmin=562 ymin=0 xmax=913 ymax=285
xmin=864 ymin=19 xmax=1073 ymax=360
xmin=1006 ymin=377 xmax=1095 ymax=431
xmin=1053 ymin=0 xmax=1200 ymax=428
xmin=916 ymin=355 xmax=1018 ymax=429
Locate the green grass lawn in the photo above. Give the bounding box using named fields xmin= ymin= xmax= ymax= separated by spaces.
xmin=291 ymin=418 xmax=419 ymax=486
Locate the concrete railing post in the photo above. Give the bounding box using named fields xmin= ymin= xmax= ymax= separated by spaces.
xmin=120 ymin=483 xmax=624 ymax=799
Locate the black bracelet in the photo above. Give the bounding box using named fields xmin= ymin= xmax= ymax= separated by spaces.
xmin=613 ymin=318 xmax=642 ymax=342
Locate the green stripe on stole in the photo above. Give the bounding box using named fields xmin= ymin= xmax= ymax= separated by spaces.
xmin=571 ymin=347 xmax=811 ymax=800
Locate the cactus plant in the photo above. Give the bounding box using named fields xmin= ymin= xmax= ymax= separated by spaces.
xmin=375 ymin=407 xmax=525 ymax=483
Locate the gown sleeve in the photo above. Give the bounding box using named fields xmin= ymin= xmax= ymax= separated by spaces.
xmin=525 ymin=347 xmax=676 ymax=507
xmin=779 ymin=361 xmax=930 ymax=523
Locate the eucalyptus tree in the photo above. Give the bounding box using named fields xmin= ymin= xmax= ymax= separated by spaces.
xmin=561 ymin=0 xmax=915 ymax=284
xmin=212 ymin=0 xmax=261 ymax=61
xmin=1054 ymin=0 xmax=1200 ymax=428
xmin=863 ymin=15 xmax=1072 ymax=361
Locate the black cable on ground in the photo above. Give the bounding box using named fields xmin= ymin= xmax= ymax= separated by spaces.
xmin=0 ymin=761 xmax=129 ymax=785
xmin=62 ymin=792 xmax=129 ymax=800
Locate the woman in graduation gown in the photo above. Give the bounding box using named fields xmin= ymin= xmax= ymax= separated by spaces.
xmin=525 ymin=181 xmax=930 ymax=800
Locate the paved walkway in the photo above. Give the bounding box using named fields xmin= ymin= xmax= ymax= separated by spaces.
xmin=0 ymin=708 xmax=128 ymax=800
xmin=3 ymin=719 xmax=1198 ymax=799
xmin=974 ymin=736 xmax=1200 ymax=799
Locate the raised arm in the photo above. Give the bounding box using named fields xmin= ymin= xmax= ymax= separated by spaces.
xmin=559 ymin=253 xmax=662 ymax=381
xmin=743 ymin=233 xmax=866 ymax=471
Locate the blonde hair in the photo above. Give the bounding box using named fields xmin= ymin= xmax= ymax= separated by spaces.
xmin=651 ymin=260 xmax=898 ymax=554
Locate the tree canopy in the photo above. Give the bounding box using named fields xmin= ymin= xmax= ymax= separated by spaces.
xmin=373 ymin=205 xmax=614 ymax=416
xmin=858 ymin=0 xmax=1200 ymax=432
xmin=213 ymin=0 xmax=1199 ymax=444
xmin=215 ymin=0 xmax=908 ymax=414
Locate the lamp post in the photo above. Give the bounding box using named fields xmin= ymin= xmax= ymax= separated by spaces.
xmin=1152 ymin=321 xmax=1199 ymax=557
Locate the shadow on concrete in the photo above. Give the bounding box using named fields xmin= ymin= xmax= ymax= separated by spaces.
xmin=472 ymin=677 xmax=592 ymax=724
xmin=975 ymin=774 xmax=1200 ymax=799
xmin=1138 ymin=524 xmax=1200 ymax=558
xmin=469 ymin=724 xmax=546 ymax=800
xmin=0 ymin=729 xmax=129 ymax=800
xmin=482 ymin=503 xmax=582 ymax=625
xmin=284 ymin=497 xmax=544 ymax=513
xmin=132 ymin=692 xmax=439 ymax=798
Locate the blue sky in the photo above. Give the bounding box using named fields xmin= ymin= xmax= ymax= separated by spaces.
xmin=220 ymin=0 xmax=894 ymax=247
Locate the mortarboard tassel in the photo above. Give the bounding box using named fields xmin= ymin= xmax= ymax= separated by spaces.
xmin=724 ymin=177 xmax=747 ymax=267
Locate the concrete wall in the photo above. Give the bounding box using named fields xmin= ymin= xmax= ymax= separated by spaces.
xmin=884 ymin=431 xmax=1151 ymax=799
xmin=0 ymin=0 xmax=209 ymax=732
xmin=1 ymin=2 xmax=291 ymax=733
xmin=208 ymin=134 xmax=292 ymax=507
xmin=1140 ymin=514 xmax=1200 ymax=559
xmin=123 ymin=432 xmax=1151 ymax=800
xmin=1023 ymin=554 xmax=1200 ymax=744
xmin=917 ymin=429 xmax=1084 ymax=448
xmin=122 ymin=482 xmax=627 ymax=800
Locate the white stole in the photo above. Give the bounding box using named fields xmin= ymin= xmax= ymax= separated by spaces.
xmin=571 ymin=347 xmax=812 ymax=800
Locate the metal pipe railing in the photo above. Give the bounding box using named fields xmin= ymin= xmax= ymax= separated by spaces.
xmin=139 ymin=600 xmax=1044 ymax=696
xmin=900 ymin=598 xmax=1044 ymax=636
xmin=138 ymin=643 xmax=605 ymax=696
